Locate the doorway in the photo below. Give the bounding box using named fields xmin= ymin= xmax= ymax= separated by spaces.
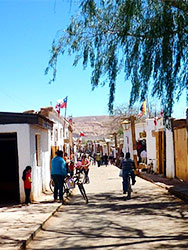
xmin=0 ymin=133 xmax=19 ymax=203
xmin=156 ymin=130 xmax=166 ymax=176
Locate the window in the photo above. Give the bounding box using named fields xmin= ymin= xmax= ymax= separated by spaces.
xmin=35 ymin=134 xmax=41 ymax=166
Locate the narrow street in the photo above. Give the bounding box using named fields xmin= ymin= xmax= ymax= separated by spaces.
xmin=27 ymin=164 xmax=188 ymax=250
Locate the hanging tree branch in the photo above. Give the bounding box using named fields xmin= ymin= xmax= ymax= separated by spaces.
xmin=46 ymin=0 xmax=188 ymax=117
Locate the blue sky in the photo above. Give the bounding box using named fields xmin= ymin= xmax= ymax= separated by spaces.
xmin=0 ymin=0 xmax=186 ymax=118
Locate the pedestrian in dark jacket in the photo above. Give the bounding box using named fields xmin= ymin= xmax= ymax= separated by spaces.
xmin=103 ymin=153 xmax=108 ymax=167
xmin=51 ymin=150 xmax=67 ymax=203
xmin=121 ymin=152 xmax=136 ymax=194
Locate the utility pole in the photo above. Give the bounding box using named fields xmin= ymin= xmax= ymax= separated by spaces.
xmin=130 ymin=116 xmax=138 ymax=169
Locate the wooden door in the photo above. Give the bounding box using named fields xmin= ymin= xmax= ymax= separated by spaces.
xmin=155 ymin=131 xmax=166 ymax=175
xmin=174 ymin=128 xmax=188 ymax=181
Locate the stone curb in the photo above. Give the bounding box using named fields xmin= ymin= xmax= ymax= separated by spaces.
xmin=18 ymin=191 xmax=75 ymax=250
xmin=168 ymin=188 xmax=188 ymax=202
xmin=137 ymin=172 xmax=188 ymax=202
xmin=18 ymin=203 xmax=62 ymax=250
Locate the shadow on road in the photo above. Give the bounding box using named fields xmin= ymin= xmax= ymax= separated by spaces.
xmin=28 ymin=189 xmax=188 ymax=250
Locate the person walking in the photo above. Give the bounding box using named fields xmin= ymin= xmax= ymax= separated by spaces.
xmin=81 ymin=154 xmax=90 ymax=183
xmin=103 ymin=153 xmax=108 ymax=167
xmin=121 ymin=152 xmax=136 ymax=195
xmin=95 ymin=152 xmax=101 ymax=167
xmin=22 ymin=166 xmax=32 ymax=205
xmin=51 ymin=150 xmax=67 ymax=203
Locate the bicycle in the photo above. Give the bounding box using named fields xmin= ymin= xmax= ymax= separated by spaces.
xmin=73 ymin=171 xmax=88 ymax=204
xmin=49 ymin=172 xmax=88 ymax=204
xmin=49 ymin=178 xmax=72 ymax=198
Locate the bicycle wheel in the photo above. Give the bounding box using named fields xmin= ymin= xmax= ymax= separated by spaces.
xmin=127 ymin=176 xmax=132 ymax=199
xmin=49 ymin=179 xmax=54 ymax=193
xmin=78 ymin=183 xmax=88 ymax=204
xmin=63 ymin=182 xmax=71 ymax=198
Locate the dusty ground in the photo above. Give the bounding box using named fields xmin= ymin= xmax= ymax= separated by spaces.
xmin=27 ymin=164 xmax=188 ymax=250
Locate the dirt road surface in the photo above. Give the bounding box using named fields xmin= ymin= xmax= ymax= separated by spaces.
xmin=27 ymin=164 xmax=188 ymax=250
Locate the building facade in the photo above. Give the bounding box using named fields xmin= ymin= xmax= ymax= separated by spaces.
xmin=0 ymin=112 xmax=53 ymax=203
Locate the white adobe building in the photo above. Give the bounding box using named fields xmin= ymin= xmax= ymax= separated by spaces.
xmin=39 ymin=107 xmax=72 ymax=158
xmin=0 ymin=111 xmax=53 ymax=203
xmin=122 ymin=117 xmax=175 ymax=178
xmin=145 ymin=118 xmax=163 ymax=172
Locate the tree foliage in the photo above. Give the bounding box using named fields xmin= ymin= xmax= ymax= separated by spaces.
xmin=46 ymin=0 xmax=188 ymax=117
xmin=108 ymin=103 xmax=147 ymax=135
xmin=108 ymin=104 xmax=137 ymax=136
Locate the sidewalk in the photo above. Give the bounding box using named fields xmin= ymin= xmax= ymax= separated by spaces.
xmin=0 ymin=191 xmax=65 ymax=250
xmin=138 ymin=171 xmax=188 ymax=202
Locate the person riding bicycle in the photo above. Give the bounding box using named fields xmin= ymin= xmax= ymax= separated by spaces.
xmin=121 ymin=152 xmax=136 ymax=194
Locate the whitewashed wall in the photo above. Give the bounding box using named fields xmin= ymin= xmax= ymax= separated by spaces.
xmin=30 ymin=126 xmax=51 ymax=201
xmin=0 ymin=123 xmax=52 ymax=203
xmin=48 ymin=113 xmax=70 ymax=155
xmin=146 ymin=118 xmax=164 ymax=171
xmin=146 ymin=119 xmax=157 ymax=170
xmin=123 ymin=129 xmax=133 ymax=158
xmin=48 ymin=113 xmax=64 ymax=149
xmin=165 ymin=128 xmax=175 ymax=178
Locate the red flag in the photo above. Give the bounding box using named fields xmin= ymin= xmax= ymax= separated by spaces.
xmin=80 ymin=131 xmax=85 ymax=137
xmin=60 ymin=96 xmax=68 ymax=109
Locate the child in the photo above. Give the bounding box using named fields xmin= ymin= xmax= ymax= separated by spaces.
xmin=69 ymin=161 xmax=75 ymax=177
xmin=22 ymin=166 xmax=32 ymax=205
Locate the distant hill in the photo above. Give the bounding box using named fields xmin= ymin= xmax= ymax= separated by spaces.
xmin=72 ymin=115 xmax=114 ymax=140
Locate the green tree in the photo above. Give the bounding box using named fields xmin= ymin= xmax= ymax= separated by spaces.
xmin=46 ymin=0 xmax=188 ymax=117
xmin=108 ymin=103 xmax=146 ymax=136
